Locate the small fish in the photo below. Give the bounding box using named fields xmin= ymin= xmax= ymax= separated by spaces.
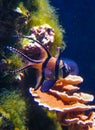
xmin=7 ymin=35 xmax=71 ymax=92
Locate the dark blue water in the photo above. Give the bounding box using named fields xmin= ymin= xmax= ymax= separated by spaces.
xmin=51 ymin=0 xmax=95 ymax=96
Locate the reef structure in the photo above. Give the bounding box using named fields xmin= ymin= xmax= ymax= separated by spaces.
xmin=6 ymin=23 xmax=95 ymax=129
xmin=2 ymin=0 xmax=95 ymax=128
xmin=20 ymin=24 xmax=95 ymax=130
xmin=21 ymin=24 xmax=55 ymax=60
xmin=30 ymin=74 xmax=95 ymax=130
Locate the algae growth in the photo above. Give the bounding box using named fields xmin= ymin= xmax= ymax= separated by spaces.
xmin=0 ymin=0 xmax=64 ymax=130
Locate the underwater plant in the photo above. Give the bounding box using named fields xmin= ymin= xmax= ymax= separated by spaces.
xmin=7 ymin=32 xmax=95 ymax=130
xmin=17 ymin=0 xmax=65 ymax=55
xmin=0 ymin=0 xmax=66 ymax=129
xmin=0 ymin=89 xmax=27 ymax=130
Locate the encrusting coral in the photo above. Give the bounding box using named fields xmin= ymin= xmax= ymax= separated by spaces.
xmin=30 ymin=75 xmax=95 ymax=130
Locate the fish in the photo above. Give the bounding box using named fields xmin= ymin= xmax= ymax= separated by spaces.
xmin=7 ymin=35 xmax=71 ymax=92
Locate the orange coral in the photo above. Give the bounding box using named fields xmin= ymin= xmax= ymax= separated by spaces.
xmin=29 ymin=75 xmax=95 ymax=130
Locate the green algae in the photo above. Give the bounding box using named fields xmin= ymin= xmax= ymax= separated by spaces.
xmin=0 ymin=89 xmax=27 ymax=130
xmin=7 ymin=54 xmax=23 ymax=71
xmin=17 ymin=0 xmax=66 ymax=55
xmin=46 ymin=110 xmax=62 ymax=130
xmin=0 ymin=0 xmax=66 ymax=129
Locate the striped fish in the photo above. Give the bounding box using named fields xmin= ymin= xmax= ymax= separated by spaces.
xmin=7 ymin=35 xmax=71 ymax=92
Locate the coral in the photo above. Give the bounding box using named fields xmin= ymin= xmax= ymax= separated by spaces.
xmin=1 ymin=0 xmax=95 ymax=130
xmin=27 ymin=98 xmax=63 ymax=130
xmin=20 ymin=24 xmax=55 ymax=60
xmin=29 ymin=24 xmax=54 ymax=49
xmin=30 ymin=75 xmax=95 ymax=130
xmin=18 ymin=0 xmax=65 ymax=55
xmin=0 ymin=1 xmax=66 ymax=129
xmin=0 ymin=89 xmax=27 ymax=130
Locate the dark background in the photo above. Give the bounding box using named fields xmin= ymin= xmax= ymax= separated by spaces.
xmin=51 ymin=0 xmax=95 ymax=96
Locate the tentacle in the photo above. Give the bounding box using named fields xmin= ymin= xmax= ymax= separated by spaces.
xmin=7 ymin=46 xmax=42 ymax=63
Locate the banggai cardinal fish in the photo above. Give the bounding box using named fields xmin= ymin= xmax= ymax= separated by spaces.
xmin=7 ymin=35 xmax=71 ymax=92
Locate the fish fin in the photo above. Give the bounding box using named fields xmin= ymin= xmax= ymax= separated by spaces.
xmin=10 ymin=64 xmax=31 ymax=74
xmin=62 ymin=58 xmax=79 ymax=75
xmin=41 ymin=79 xmax=56 ymax=92
xmin=34 ymin=71 xmax=43 ymax=90
xmin=55 ymin=47 xmax=61 ymax=59
xmin=7 ymin=46 xmax=42 ymax=63
xmin=13 ymin=35 xmax=51 ymax=62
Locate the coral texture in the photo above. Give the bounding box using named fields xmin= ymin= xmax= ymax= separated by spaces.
xmin=18 ymin=0 xmax=65 ymax=55
xmin=30 ymin=75 xmax=95 ymax=130
xmin=21 ymin=24 xmax=54 ymax=60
